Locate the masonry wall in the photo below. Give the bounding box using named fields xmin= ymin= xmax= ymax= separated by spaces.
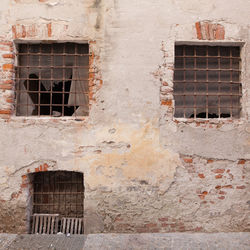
xmin=0 ymin=0 xmax=249 ymax=234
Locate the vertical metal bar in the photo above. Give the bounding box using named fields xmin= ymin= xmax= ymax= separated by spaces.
xmin=183 ymin=46 xmax=186 ymax=118
xmin=194 ymin=46 xmax=197 ymax=119
xmin=27 ymin=44 xmax=30 ymax=116
xmin=71 ymin=218 xmax=74 ymax=234
xmin=206 ymin=46 xmax=208 ymax=118
xmin=62 ymin=44 xmax=65 ymax=116
xmin=35 ymin=215 xmax=39 ymax=233
xmin=38 ymin=44 xmax=41 ymax=116
xmin=39 ymin=215 xmax=43 ymax=234
xmin=74 ymin=218 xmax=78 ymax=234
xmin=218 ymin=46 xmax=221 ymax=118
xmin=230 ymin=47 xmax=233 ymax=118
xmin=74 ymin=43 xmax=77 ymax=116
xmin=50 ymin=44 xmax=53 ymax=116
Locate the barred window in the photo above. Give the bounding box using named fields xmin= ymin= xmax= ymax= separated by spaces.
xmin=15 ymin=43 xmax=89 ymax=117
xmin=173 ymin=45 xmax=242 ymax=119
xmin=30 ymin=171 xmax=84 ymax=234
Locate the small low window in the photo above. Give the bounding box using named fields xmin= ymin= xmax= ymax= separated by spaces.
xmin=30 ymin=171 xmax=84 ymax=234
xmin=15 ymin=43 xmax=89 ymax=117
xmin=174 ymin=45 xmax=242 ymax=119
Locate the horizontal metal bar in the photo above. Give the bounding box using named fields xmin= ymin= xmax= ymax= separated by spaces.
xmin=174 ymin=81 xmax=241 ymax=84
xmin=16 ymin=91 xmax=89 ymax=94
xmin=174 ymin=68 xmax=240 ymax=71
xmin=175 ymin=55 xmax=240 ymax=59
xmin=175 ymin=106 xmax=240 ymax=108
xmin=16 ymin=78 xmax=89 ymax=81
xmin=16 ymin=66 xmax=89 ymax=69
xmin=174 ymin=93 xmax=241 ymax=96
xmin=33 ymin=192 xmax=84 ymax=194
xmin=17 ymin=53 xmax=91 ymax=56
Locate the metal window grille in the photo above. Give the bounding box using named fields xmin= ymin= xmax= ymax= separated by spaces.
xmin=31 ymin=171 xmax=84 ymax=234
xmin=173 ymin=45 xmax=242 ymax=119
xmin=15 ymin=43 xmax=90 ymax=117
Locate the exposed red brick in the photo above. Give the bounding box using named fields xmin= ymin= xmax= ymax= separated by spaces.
xmin=158 ymin=217 xmax=168 ymax=222
xmin=145 ymin=223 xmax=157 ymax=228
xmin=43 ymin=163 xmax=49 ymax=171
xmin=161 ymin=223 xmax=169 ymax=227
xmin=196 ymin=21 xmax=225 ymax=40
xmin=183 ymin=158 xmax=193 ymax=163
xmin=151 ymin=228 xmax=160 ymax=233
xmin=161 ymin=99 xmax=172 ymax=106
xmin=35 ymin=167 xmax=39 ymax=172
xmin=198 ymin=173 xmax=205 ymax=179
xmin=6 ymin=98 xmax=13 ymax=103
xmin=215 ymin=185 xmax=221 ymax=190
xmin=27 ymin=24 xmax=36 ymax=37
xmin=194 ymin=227 xmax=202 ymax=232
xmin=218 ymin=196 xmax=225 ymax=200
xmin=21 ymin=25 xmax=26 ymax=38
xmin=222 ymin=185 xmax=233 ymax=189
xmin=3 ymin=64 xmax=14 ymax=71
xmin=0 ymin=84 xmax=12 ymax=90
xmin=215 ymin=174 xmax=223 ymax=179
xmin=215 ymin=25 xmax=225 ymax=40
xmin=21 ymin=175 xmax=27 ymax=181
xmin=2 ymin=54 xmax=14 ymax=59
xmin=212 ymin=169 xmax=225 ymax=174
xmin=195 ymin=22 xmax=202 ymax=40
xmin=207 ymin=159 xmax=214 ymax=163
xmin=3 ymin=80 xmax=14 ymax=85
xmin=47 ymin=23 xmax=52 ymax=37
xmin=12 ymin=25 xmax=17 ymax=39
xmin=236 ymin=185 xmax=246 ymax=189
xmin=21 ymin=183 xmax=28 ymax=188
xmin=0 ymin=41 xmax=13 ymax=47
xmin=219 ymin=191 xmax=226 ymax=195
xmin=162 ymin=81 xmax=168 ymax=86
xmin=170 ymin=223 xmax=177 ymax=228
xmin=238 ymin=159 xmax=246 ymax=165
xmin=0 ymin=110 xmax=11 ymax=115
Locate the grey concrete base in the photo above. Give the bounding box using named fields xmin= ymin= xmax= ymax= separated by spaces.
xmin=0 ymin=233 xmax=249 ymax=250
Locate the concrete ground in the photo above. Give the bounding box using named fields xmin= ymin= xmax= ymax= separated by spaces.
xmin=0 ymin=233 xmax=249 ymax=250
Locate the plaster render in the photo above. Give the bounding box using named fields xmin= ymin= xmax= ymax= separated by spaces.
xmin=0 ymin=0 xmax=249 ymax=234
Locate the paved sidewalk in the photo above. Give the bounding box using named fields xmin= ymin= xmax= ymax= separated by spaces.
xmin=0 ymin=232 xmax=249 ymax=250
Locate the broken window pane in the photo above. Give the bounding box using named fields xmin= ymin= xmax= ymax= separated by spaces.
xmin=15 ymin=43 xmax=89 ymax=117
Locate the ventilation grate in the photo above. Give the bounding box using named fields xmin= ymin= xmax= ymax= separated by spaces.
xmin=32 ymin=214 xmax=59 ymax=234
xmin=61 ymin=217 xmax=84 ymax=234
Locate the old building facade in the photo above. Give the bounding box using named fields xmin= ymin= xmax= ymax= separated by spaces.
xmin=0 ymin=0 xmax=249 ymax=234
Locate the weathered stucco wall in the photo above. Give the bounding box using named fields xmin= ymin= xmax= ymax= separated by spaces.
xmin=0 ymin=0 xmax=249 ymax=233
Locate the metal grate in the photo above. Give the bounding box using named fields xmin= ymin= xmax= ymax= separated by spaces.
xmin=31 ymin=171 xmax=84 ymax=232
xmin=15 ymin=43 xmax=89 ymax=117
xmin=32 ymin=214 xmax=59 ymax=234
xmin=61 ymin=217 xmax=83 ymax=234
xmin=173 ymin=45 xmax=242 ymax=119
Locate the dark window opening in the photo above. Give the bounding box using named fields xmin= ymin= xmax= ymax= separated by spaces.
xmin=16 ymin=43 xmax=89 ymax=117
xmin=30 ymin=171 xmax=84 ymax=234
xmin=174 ymin=45 xmax=242 ymax=119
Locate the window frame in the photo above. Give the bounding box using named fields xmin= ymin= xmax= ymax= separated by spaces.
xmin=172 ymin=41 xmax=245 ymax=121
xmin=14 ymin=41 xmax=91 ymax=119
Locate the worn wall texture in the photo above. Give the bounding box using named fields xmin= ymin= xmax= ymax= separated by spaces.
xmin=0 ymin=0 xmax=249 ymax=234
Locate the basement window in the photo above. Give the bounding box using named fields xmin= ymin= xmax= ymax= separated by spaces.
xmin=173 ymin=45 xmax=242 ymax=119
xmin=30 ymin=171 xmax=84 ymax=234
xmin=15 ymin=43 xmax=89 ymax=117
